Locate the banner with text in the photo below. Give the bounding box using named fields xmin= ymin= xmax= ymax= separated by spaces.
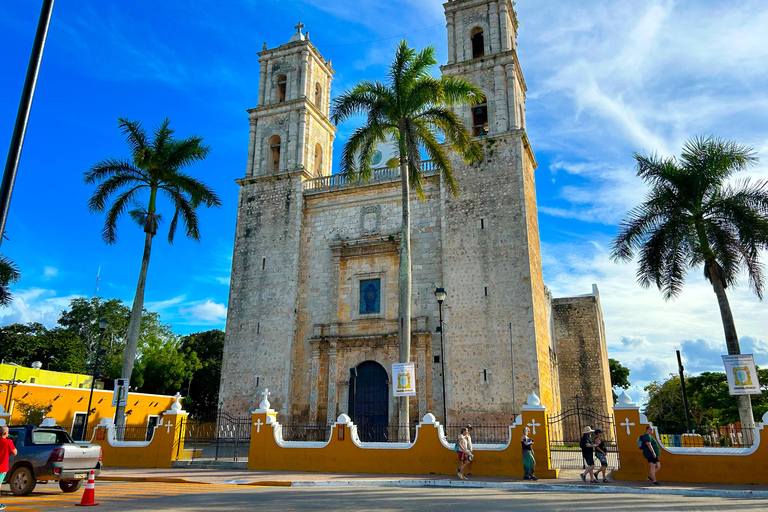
xmin=393 ymin=362 xmax=416 ymax=397
xmin=722 ymin=354 xmax=762 ymax=395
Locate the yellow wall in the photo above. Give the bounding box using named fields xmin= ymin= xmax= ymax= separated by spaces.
xmin=94 ymin=412 xmax=188 ymax=468
xmin=249 ymin=407 xmax=558 ymax=479
xmin=613 ymin=406 xmax=768 ymax=485
xmin=0 ymin=363 xmax=100 ymax=389
xmin=1 ymin=381 xmax=177 ymax=432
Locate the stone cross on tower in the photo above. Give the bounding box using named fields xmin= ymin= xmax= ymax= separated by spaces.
xmin=294 ymin=22 xmax=305 ymax=36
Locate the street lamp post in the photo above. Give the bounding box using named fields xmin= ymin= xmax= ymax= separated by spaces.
xmin=435 ymin=287 xmax=447 ymax=425
xmin=84 ymin=318 xmax=108 ymax=441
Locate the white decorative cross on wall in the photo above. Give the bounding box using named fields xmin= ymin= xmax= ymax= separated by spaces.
xmin=527 ymin=419 xmax=541 ymax=435
xmin=159 ymin=420 xmax=172 ymax=434
xmin=254 ymin=419 xmax=263 ymax=433
xmin=262 ymin=388 xmax=270 ymax=402
xmin=620 ymin=417 xmax=635 ymax=436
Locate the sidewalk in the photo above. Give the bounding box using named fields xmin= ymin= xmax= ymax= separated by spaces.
xmin=98 ymin=467 xmax=768 ymax=499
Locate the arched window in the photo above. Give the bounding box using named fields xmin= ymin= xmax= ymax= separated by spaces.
xmin=471 ymin=27 xmax=485 ymax=58
xmin=314 ymin=143 xmax=323 ymax=177
xmin=315 ymin=83 xmax=322 ymax=108
xmin=268 ymin=135 xmax=281 ymax=173
xmin=276 ymin=74 xmax=287 ymax=103
xmin=472 ymin=95 xmax=489 ymax=136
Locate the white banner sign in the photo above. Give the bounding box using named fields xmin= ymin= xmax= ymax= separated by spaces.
xmin=722 ymin=354 xmax=762 ymax=395
xmin=112 ymin=378 xmax=129 ymax=406
xmin=392 ymin=362 xmax=416 ymax=397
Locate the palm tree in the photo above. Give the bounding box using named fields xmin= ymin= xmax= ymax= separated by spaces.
xmin=85 ymin=117 xmax=221 ymax=428
xmin=0 ymin=255 xmax=20 ymax=306
xmin=331 ymin=41 xmax=482 ymax=432
xmin=611 ymin=135 xmax=768 ymax=429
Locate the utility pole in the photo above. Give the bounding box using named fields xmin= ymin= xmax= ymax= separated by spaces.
xmin=677 ymin=350 xmax=693 ymax=433
xmin=0 ymin=0 xmax=56 ymax=246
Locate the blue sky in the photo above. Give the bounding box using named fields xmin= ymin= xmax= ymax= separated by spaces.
xmin=1 ymin=0 xmax=767 ymax=399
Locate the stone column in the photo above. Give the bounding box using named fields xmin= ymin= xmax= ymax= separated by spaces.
xmin=330 ymin=251 xmax=341 ymax=323
xmin=326 ymin=340 xmax=338 ymax=425
xmin=297 ymin=109 xmax=308 ymax=171
xmin=446 ymin=13 xmax=456 ymax=64
xmin=246 ymin=118 xmax=258 ymax=176
xmin=309 ymin=341 xmax=320 ymax=424
xmin=417 ymin=342 xmax=427 ymax=419
xmin=505 ymin=64 xmax=518 ymax=129
xmin=325 ymin=75 xmax=332 ymax=117
xmin=499 ymin=0 xmax=510 ymax=51
xmin=287 ymin=110 xmax=297 ymax=169
xmin=266 ymin=59 xmax=274 ymax=103
xmin=455 ymin=11 xmax=464 ymax=62
xmin=489 ymin=1 xmax=500 ymax=54
xmin=300 ymin=49 xmax=310 ymax=99
xmin=494 ymin=65 xmax=508 ymax=132
xmin=258 ymin=59 xmax=268 ymax=106
xmin=251 ymin=121 xmax=263 ymax=175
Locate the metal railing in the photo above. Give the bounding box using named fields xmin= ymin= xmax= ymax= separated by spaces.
xmin=303 ymin=160 xmax=436 ymax=192
xmin=443 ymin=425 xmax=511 ymax=444
xmin=655 ymin=425 xmax=756 ymax=448
xmin=66 ymin=424 xmax=154 ymax=442
xmin=281 ymin=424 xmax=332 ymax=442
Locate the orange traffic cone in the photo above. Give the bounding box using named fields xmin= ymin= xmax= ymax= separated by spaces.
xmin=76 ymin=470 xmax=99 ymax=507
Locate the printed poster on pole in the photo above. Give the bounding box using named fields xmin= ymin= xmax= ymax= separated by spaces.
xmin=392 ymin=362 xmax=416 ymax=397
xmin=112 ymin=377 xmax=129 ymax=406
xmin=722 ymin=354 xmax=762 ymax=395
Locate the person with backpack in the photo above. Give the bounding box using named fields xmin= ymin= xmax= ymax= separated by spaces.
xmin=579 ymin=426 xmax=597 ymax=483
xmin=639 ymin=426 xmax=661 ymax=485
xmin=455 ymin=427 xmax=472 ymax=480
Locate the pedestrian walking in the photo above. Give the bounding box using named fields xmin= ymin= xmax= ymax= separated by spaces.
xmin=521 ymin=426 xmax=536 ymax=480
xmin=579 ymin=426 xmax=597 ymax=483
xmin=464 ymin=424 xmax=474 ymax=477
xmin=593 ymin=429 xmax=609 ymax=482
xmin=0 ymin=425 xmax=18 ymax=511
xmin=456 ymin=427 xmax=472 ymax=480
xmin=640 ymin=426 xmax=661 ymax=485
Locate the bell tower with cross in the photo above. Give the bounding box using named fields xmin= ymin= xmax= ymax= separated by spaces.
xmin=437 ymin=0 xmax=561 ymax=420
xmin=220 ymin=24 xmax=337 ymax=416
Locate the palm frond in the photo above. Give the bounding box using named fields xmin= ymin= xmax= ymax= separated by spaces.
xmin=414 ymin=118 xmax=458 ymax=197
xmin=86 ymin=173 xmax=147 ymax=213
xmin=441 ymin=76 xmax=484 ymax=106
xmin=84 ymin=159 xmax=145 ymax=185
xmin=102 ymin=186 xmax=143 ymax=244
xmin=117 ymin=118 xmax=148 ymax=159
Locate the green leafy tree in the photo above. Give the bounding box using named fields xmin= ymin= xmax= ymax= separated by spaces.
xmin=0 ymin=255 xmax=20 ymax=307
xmin=84 ymin=118 xmax=221 ymax=427
xmin=612 ymin=136 xmax=768 ymax=427
xmin=609 ymin=358 xmax=631 ymax=404
xmin=0 ymin=323 xmax=87 ymax=374
xmin=133 ymin=334 xmax=200 ymax=396
xmin=180 ymin=329 xmax=224 ymax=415
xmin=331 ymin=41 xmax=482 ymax=429
xmin=15 ymin=400 xmax=53 ymax=426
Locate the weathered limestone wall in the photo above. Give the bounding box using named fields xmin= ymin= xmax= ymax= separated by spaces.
xmin=219 ymin=173 xmax=306 ymax=415
xmin=552 ymin=286 xmax=613 ymax=419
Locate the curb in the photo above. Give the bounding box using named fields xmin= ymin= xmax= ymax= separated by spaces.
xmin=290 ymin=479 xmax=768 ymax=499
xmin=98 ymin=476 xmax=211 ymax=485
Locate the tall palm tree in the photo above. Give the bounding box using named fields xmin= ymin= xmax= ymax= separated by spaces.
xmin=85 ymin=117 xmax=221 ymax=427
xmin=0 ymin=255 xmax=20 ymax=307
xmin=611 ymin=135 xmax=768 ymax=429
xmin=331 ymin=41 xmax=482 ymax=431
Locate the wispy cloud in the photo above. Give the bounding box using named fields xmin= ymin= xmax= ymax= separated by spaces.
xmin=43 ymin=267 xmax=58 ymax=279
xmin=180 ymin=299 xmax=227 ymax=324
xmin=0 ymin=288 xmax=82 ymax=328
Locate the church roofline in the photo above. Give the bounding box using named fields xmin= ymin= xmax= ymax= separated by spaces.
xmin=258 ymin=40 xmax=335 ymax=76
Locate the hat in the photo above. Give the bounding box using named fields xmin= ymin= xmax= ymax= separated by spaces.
xmin=594 ymin=429 xmax=603 ymax=434
xmin=582 ymin=426 xmax=595 ymax=434
xmin=466 ymin=424 xmax=473 ymax=430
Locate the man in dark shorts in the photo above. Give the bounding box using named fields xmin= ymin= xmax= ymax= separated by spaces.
xmin=641 ymin=426 xmax=661 ymax=485
xmin=579 ymin=426 xmax=597 ymax=483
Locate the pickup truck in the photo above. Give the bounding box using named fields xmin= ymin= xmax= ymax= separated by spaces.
xmin=4 ymin=425 xmax=103 ymax=496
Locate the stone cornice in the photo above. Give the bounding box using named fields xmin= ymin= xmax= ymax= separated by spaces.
xmin=235 ymin=168 xmax=313 ymax=186
xmin=329 ymin=235 xmax=401 ymax=259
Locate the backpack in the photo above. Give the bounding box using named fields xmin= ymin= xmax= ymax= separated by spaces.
xmin=579 ymin=435 xmax=587 ymax=450
xmin=637 ymin=435 xmax=644 ymax=450
xmin=455 ymin=440 xmax=460 ymax=453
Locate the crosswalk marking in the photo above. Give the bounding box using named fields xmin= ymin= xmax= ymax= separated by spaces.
xmin=0 ymin=481 xmax=247 ymax=510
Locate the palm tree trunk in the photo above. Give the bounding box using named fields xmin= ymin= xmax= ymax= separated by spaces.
xmin=398 ymin=152 xmax=412 ymax=441
xmin=115 ymin=231 xmax=154 ymax=431
xmin=707 ymin=260 xmax=755 ymax=430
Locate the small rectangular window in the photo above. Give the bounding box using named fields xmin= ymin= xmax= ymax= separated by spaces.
xmin=484 ymin=286 xmax=488 ymax=296
xmin=434 ymin=355 xmax=440 ymax=363
xmin=480 ymin=218 xmax=485 ymax=229
xmin=257 ymin=322 xmax=260 ymax=334
xmin=262 ymin=258 xmax=266 ymax=270
xmin=255 ymin=376 xmax=261 ymax=388
xmin=359 ymin=278 xmax=381 ymax=314
xmin=29 ymin=377 xmax=36 ymax=384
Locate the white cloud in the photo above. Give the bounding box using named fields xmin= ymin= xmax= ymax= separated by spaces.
xmin=43 ymin=267 xmax=58 ymax=279
xmin=144 ymin=295 xmax=186 ymax=312
xmin=0 ymin=288 xmax=82 ymax=328
xmin=180 ymin=300 xmax=227 ymax=324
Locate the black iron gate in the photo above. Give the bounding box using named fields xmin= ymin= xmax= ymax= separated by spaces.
xmin=181 ymin=411 xmax=251 ymax=462
xmin=547 ymin=400 xmax=619 ymax=470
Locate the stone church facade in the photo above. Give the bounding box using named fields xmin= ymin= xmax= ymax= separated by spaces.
xmin=219 ymin=0 xmax=613 ymax=428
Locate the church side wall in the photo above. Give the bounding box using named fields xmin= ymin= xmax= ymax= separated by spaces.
xmin=219 ymin=175 xmax=305 ymax=416
xmin=552 ymin=294 xmax=613 ymax=421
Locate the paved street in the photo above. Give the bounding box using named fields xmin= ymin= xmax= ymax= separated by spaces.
xmin=2 ymin=483 xmax=767 ymax=511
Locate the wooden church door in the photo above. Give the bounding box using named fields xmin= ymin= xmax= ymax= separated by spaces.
xmin=349 ymin=361 xmax=389 ymax=442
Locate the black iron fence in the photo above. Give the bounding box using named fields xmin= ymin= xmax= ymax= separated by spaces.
xmin=655 ymin=425 xmax=756 ymax=448
xmin=281 ymin=424 xmax=332 ymax=442
xmin=443 ymin=425 xmax=511 ymax=444
xmin=66 ymin=424 xmax=154 ymax=442
xmin=181 ymin=411 xmax=251 ymax=462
